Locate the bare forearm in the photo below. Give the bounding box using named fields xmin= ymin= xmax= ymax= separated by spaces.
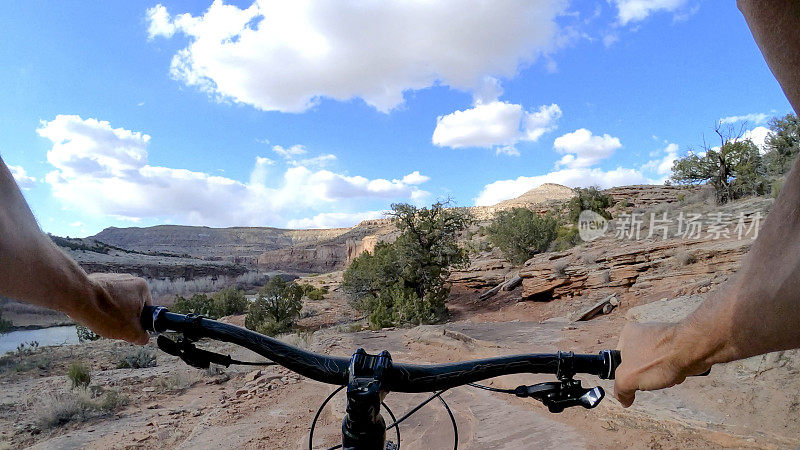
xmin=0 ymin=156 xmax=97 ymax=318
xmin=738 ymin=0 xmax=800 ymax=113
xmin=679 ymin=158 xmax=800 ymax=368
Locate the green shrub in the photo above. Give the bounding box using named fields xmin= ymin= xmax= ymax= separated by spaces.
xmin=67 ymin=362 xmax=91 ymax=389
xmin=763 ymin=113 xmax=799 ymax=176
xmin=116 ymin=347 xmax=157 ymax=369
xmin=76 ymin=325 xmax=101 ymax=343
xmin=172 ymin=293 xmax=216 ymax=317
xmin=299 ymin=283 xmax=327 ymax=300
xmin=342 ymin=242 xmax=402 ymax=301
xmin=211 ymin=288 xmax=248 ymax=317
xmin=342 ymin=202 xmax=470 ymax=328
xmin=567 ymin=187 xmax=614 ymax=223
xmin=358 ymin=283 xmax=447 ymax=329
xmin=486 ymin=208 xmax=558 ymax=265
xmin=245 ymin=277 xmax=303 ymax=336
xmin=672 ymin=125 xmax=770 ymax=204
xmin=550 ymin=226 xmax=582 ymax=252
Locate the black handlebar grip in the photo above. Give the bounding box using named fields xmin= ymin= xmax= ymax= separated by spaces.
xmin=140 ymin=305 xmax=164 ymax=332
xmin=606 ymin=349 xmax=710 ymax=379
xmin=602 ymin=350 xmax=622 ymax=379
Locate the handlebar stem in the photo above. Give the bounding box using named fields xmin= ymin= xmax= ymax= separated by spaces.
xmin=342 ymin=348 xmax=392 ymax=449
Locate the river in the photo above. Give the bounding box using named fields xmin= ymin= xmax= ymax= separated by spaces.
xmin=0 ymin=326 xmax=80 ymax=354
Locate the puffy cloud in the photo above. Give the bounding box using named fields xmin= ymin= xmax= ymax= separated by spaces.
xmin=740 ymin=126 xmax=771 ymax=152
xmin=401 ymin=171 xmax=430 ymax=185
xmin=146 ymin=4 xmax=176 ymax=39
xmin=612 ymin=0 xmax=688 ymax=25
xmin=432 ymin=102 xmax=561 ymax=155
xmin=286 ymin=210 xmax=386 ymax=229
xmin=641 ymin=142 xmax=679 ymax=182
xmin=36 ymin=115 xmax=150 ymax=178
xmin=474 ymin=167 xmax=650 ymax=206
xmin=553 ymin=128 xmax=621 ymax=168
xmin=146 ymin=0 xmax=567 ymax=112
xmin=719 ymin=113 xmax=770 ymax=125
xmin=37 ymin=115 xmax=428 ymax=227
xmin=8 ymin=164 xmax=37 ymax=190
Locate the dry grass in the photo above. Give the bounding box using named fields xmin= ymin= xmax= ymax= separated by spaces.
xmin=33 ymin=387 xmax=130 ymax=429
xmin=67 ymin=362 xmax=90 ymax=389
xmin=116 ymin=347 xmax=157 ymax=369
xmin=283 ymin=330 xmax=316 ymax=349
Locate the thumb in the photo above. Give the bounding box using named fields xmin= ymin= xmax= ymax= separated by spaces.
xmin=614 ymin=380 xmax=636 ymax=407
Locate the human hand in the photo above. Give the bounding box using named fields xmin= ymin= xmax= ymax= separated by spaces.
xmin=613 ymin=322 xmax=710 ymax=407
xmin=80 ymin=273 xmax=151 ymax=345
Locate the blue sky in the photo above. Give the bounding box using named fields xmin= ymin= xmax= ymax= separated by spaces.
xmin=0 ymin=0 xmax=793 ymax=237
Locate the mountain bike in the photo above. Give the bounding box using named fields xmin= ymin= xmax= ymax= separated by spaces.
xmin=140 ymin=305 xmax=622 ymax=449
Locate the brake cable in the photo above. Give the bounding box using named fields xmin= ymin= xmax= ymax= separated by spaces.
xmin=156 ymin=335 xmax=276 ymax=369
xmin=466 ymin=383 xmax=517 ymax=394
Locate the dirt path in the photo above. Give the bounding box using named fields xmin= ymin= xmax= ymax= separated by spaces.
xmin=5 ymin=318 xmax=799 ymax=449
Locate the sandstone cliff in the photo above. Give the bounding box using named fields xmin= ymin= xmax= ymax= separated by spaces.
xmin=256 ymin=221 xmax=396 ymax=273
xmin=92 ymin=225 xmax=351 ymax=261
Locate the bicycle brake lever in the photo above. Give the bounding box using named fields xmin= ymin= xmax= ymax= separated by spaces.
xmin=514 ymin=380 xmax=605 ymax=413
xmin=157 ymin=335 xmax=234 ymax=369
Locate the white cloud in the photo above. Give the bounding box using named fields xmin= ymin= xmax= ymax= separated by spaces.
xmin=286 ymin=210 xmax=386 ymax=229
xmin=37 ymin=115 xmax=428 ymax=227
xmin=294 ymin=154 xmax=337 ymax=169
xmin=270 ymin=144 xmax=335 ymax=168
xmin=401 ymin=171 xmax=430 ymax=185
xmin=553 ymin=128 xmax=621 ymax=168
xmin=496 ymin=146 xmax=521 ymax=157
xmin=69 ymin=221 xmax=84 ymax=227
xmin=432 ymin=102 xmax=561 ymax=155
xmin=272 ymin=144 xmax=307 ymax=159
xmin=146 ymin=0 xmax=568 ymax=113
xmin=249 ymin=156 xmax=274 ymax=185
xmin=612 ymin=0 xmax=688 ymax=25
xmin=740 ymin=126 xmax=771 ymax=153
xmin=475 ymin=166 xmax=651 ymax=206
xmin=146 ymin=4 xmax=176 ymax=39
xmin=8 ymin=164 xmax=37 ymax=190
xmin=720 ymin=113 xmax=770 ymax=125
xmin=641 ymin=142 xmax=679 ymax=182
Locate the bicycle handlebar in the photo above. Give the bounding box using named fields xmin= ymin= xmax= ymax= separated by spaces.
xmin=141 ymin=305 xmax=621 ymax=392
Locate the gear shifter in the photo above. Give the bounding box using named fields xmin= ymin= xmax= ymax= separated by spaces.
xmin=513 ymin=379 xmax=605 ymax=413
